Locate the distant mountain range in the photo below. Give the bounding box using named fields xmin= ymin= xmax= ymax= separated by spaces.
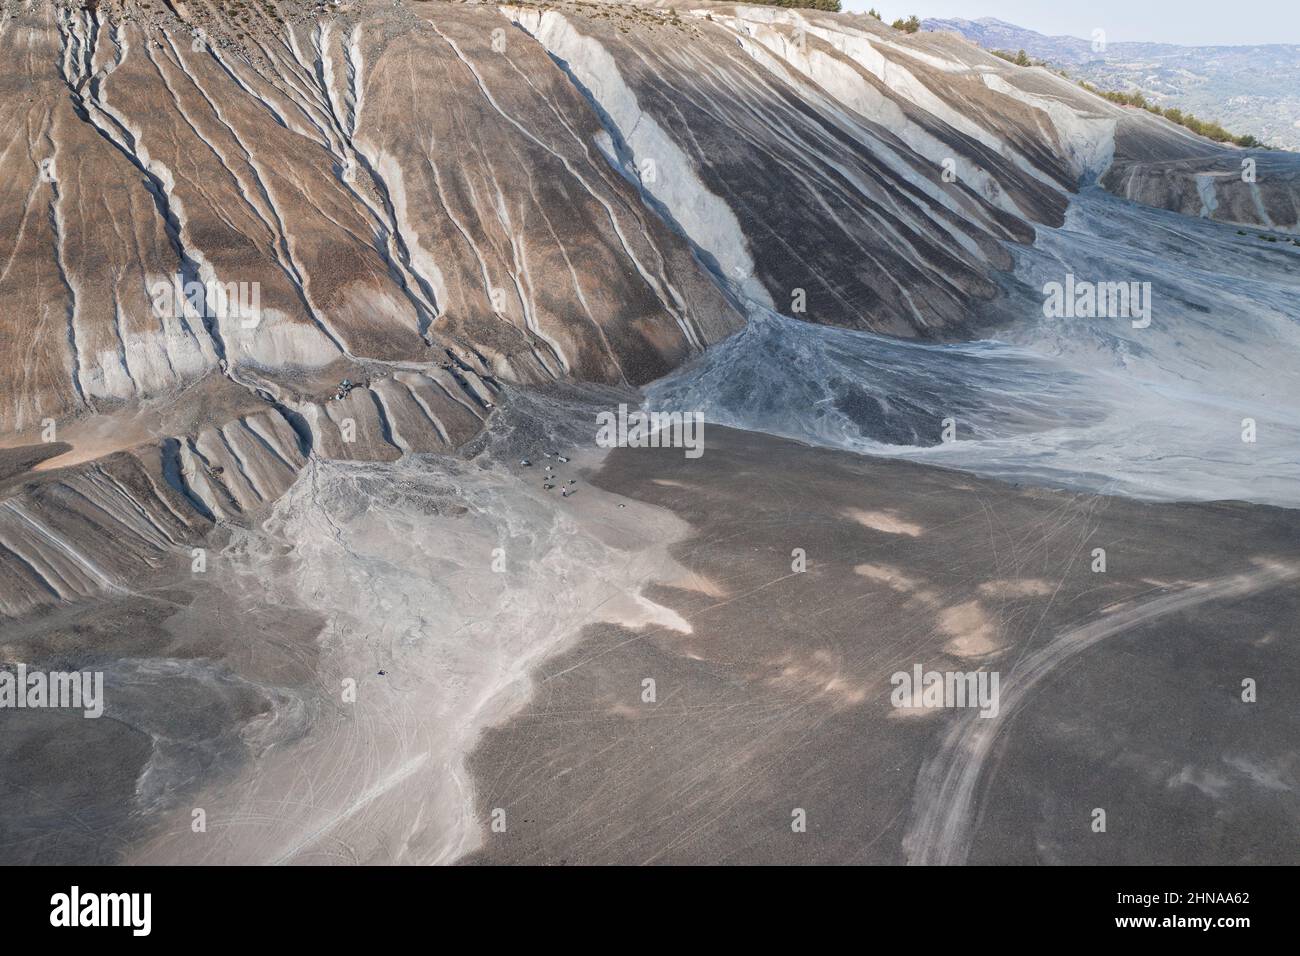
xmin=923 ymin=17 xmax=1300 ymax=151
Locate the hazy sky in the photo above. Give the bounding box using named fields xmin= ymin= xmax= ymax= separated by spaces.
xmin=842 ymin=1 xmax=1300 ymax=46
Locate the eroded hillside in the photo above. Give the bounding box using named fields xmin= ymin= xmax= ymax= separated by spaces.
xmin=1 ymin=0 xmax=1297 ymax=620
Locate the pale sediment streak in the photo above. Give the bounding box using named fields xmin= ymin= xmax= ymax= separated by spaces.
xmin=648 ymin=189 xmax=1300 ymax=508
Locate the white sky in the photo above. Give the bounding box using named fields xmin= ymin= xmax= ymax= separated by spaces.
xmin=842 ymin=1 xmax=1300 ymax=46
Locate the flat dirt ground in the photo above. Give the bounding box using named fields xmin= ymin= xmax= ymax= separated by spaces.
xmin=462 ymin=426 xmax=1300 ymax=864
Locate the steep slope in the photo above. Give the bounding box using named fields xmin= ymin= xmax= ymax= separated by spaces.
xmin=705 ymin=6 xmax=1300 ymax=230
xmin=2 ymin=0 xmax=1298 ymax=621
xmin=6 ymin=0 xmax=1296 ymax=445
xmin=504 ymin=1 xmax=1298 ymax=335
xmin=505 ymin=3 xmax=1054 ymax=336
xmin=0 ymin=0 xmax=741 ymax=441
xmin=925 ymin=16 xmax=1300 ymax=152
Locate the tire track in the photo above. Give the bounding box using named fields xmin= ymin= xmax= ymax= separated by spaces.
xmin=903 ymin=559 xmax=1300 ymax=865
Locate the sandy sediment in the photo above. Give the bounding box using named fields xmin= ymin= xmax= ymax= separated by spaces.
xmin=125 ymin=440 xmax=696 ymax=864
